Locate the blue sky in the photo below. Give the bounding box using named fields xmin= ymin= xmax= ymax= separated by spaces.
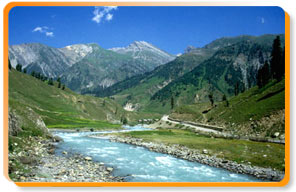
xmin=9 ymin=6 xmax=285 ymax=54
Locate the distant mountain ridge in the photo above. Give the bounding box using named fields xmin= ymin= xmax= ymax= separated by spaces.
xmin=109 ymin=41 xmax=176 ymax=70
xmin=9 ymin=41 xmax=175 ymax=93
xmin=9 ymin=43 xmax=72 ymax=78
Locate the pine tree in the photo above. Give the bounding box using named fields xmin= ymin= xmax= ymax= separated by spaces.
xmin=57 ymin=77 xmax=61 ymax=88
xmin=234 ymin=82 xmax=239 ymax=96
xmin=257 ymin=67 xmax=263 ymax=88
xmin=280 ymin=46 xmax=285 ymax=79
xmin=262 ymin=61 xmax=270 ymax=86
xmin=48 ymin=78 xmax=54 ymax=86
xmin=240 ymin=83 xmax=245 ymax=93
xmin=23 ymin=68 xmax=27 ymax=74
xmin=257 ymin=61 xmax=270 ymax=88
xmin=121 ymin=116 xmax=128 ymax=125
xmin=62 ymin=85 xmax=65 ymax=90
xmin=170 ymin=97 xmax=174 ymax=109
xmin=31 ymin=71 xmax=36 ymax=77
xmin=222 ymin=94 xmax=229 ymax=107
xmin=8 ymin=59 xmax=12 ymax=70
xmin=270 ymin=36 xmax=283 ymax=81
xmin=36 ymin=72 xmax=41 ymax=79
xmin=16 ymin=64 xmax=22 ymax=72
xmin=122 ymin=117 xmax=128 ymax=125
xmin=208 ymin=93 xmax=214 ymax=106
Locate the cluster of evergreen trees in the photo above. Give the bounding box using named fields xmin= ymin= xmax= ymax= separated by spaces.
xmin=14 ymin=63 xmax=28 ymax=75
xmin=234 ymin=82 xmax=245 ymax=96
xmin=30 ymin=70 xmax=65 ymax=90
xmin=9 ymin=60 xmax=24 ymax=74
xmin=257 ymin=36 xmax=285 ymax=88
xmin=120 ymin=116 xmax=128 ymax=125
xmin=15 ymin=64 xmax=23 ymax=72
xmin=31 ymin=71 xmax=49 ymax=82
xmin=9 ymin=59 xmax=66 ymax=90
xmin=56 ymin=77 xmax=65 ymax=90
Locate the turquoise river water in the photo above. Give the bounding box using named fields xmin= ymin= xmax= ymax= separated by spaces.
xmin=53 ymin=125 xmax=261 ymax=182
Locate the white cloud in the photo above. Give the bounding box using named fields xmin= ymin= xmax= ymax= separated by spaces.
xmin=32 ymin=27 xmax=43 ymax=32
xmin=92 ymin=6 xmax=118 ymax=24
xmin=106 ymin=13 xmax=113 ymax=21
xmin=45 ymin=32 xmax=54 ymax=37
xmin=261 ymin=17 xmax=265 ymax=24
xmin=32 ymin=26 xmax=54 ymax=37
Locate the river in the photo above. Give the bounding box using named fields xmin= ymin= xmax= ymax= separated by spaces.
xmin=53 ymin=125 xmax=261 ymax=182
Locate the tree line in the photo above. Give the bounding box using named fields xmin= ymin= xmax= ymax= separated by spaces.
xmin=257 ymin=36 xmax=285 ymax=88
xmin=205 ymin=36 xmax=284 ymax=108
xmin=9 ymin=60 xmax=66 ymax=90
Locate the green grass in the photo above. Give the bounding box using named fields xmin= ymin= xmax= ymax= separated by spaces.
xmin=118 ymin=129 xmax=285 ymax=171
xmin=208 ymin=80 xmax=285 ymax=123
xmin=46 ymin=118 xmax=120 ymax=129
xmin=171 ymin=80 xmax=285 ymax=135
xmin=9 ymin=69 xmax=123 ymax=129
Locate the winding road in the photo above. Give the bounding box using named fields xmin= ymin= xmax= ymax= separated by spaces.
xmin=161 ymin=115 xmax=225 ymax=134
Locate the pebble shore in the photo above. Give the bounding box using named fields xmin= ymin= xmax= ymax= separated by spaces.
xmin=9 ymin=136 xmax=124 ymax=182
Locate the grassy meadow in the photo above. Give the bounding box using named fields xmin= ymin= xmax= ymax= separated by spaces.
xmin=116 ymin=129 xmax=285 ymax=171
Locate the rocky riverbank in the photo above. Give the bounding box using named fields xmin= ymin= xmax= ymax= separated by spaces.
xmin=108 ymin=135 xmax=284 ymax=181
xmin=9 ymin=136 xmax=124 ymax=182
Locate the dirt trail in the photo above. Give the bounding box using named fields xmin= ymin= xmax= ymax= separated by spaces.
xmin=161 ymin=115 xmax=223 ymax=134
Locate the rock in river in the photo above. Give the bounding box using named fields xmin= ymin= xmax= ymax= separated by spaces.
xmin=84 ymin=156 xmax=92 ymax=161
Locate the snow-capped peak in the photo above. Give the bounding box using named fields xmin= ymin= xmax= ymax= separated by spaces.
xmin=109 ymin=41 xmax=176 ymax=67
xmin=58 ymin=44 xmax=96 ymax=66
xmin=109 ymin=41 xmax=176 ymax=66
xmin=62 ymin=44 xmax=94 ymax=56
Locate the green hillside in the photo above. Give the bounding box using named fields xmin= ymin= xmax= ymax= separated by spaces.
xmin=9 ymin=69 xmax=125 ymax=130
xmin=171 ymin=79 xmax=285 ymax=137
xmin=149 ymin=34 xmax=284 ymax=112
xmin=97 ymin=34 xmax=284 ymax=115
xmin=96 ymin=42 xmax=215 ymax=112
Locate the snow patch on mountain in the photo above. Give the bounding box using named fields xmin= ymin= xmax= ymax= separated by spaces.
xmin=109 ymin=41 xmax=176 ymax=67
xmin=59 ymin=44 xmax=94 ymax=65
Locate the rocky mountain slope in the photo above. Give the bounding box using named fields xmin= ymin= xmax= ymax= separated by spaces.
xmin=60 ymin=43 xmax=150 ymax=93
xmin=109 ymin=41 xmax=176 ymax=70
xmin=59 ymin=44 xmax=95 ymax=65
xmin=9 ymin=41 xmax=174 ymax=93
xmin=9 ymin=43 xmax=73 ymax=78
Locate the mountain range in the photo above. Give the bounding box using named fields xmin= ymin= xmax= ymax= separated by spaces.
xmin=94 ymin=34 xmax=284 ymax=113
xmin=9 ymin=34 xmax=284 ymax=114
xmin=9 ymin=41 xmax=175 ymax=93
